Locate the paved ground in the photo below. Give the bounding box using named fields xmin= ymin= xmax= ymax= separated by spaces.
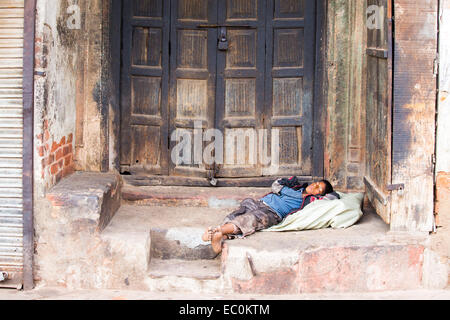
xmin=0 ymin=285 xmax=449 ymax=300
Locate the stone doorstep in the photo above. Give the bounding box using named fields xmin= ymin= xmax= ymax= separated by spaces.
xmin=121 ymin=184 xmax=270 ymax=208
xmin=95 ymin=204 xmax=431 ymax=294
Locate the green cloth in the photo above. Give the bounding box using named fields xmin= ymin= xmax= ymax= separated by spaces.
xmin=263 ymin=192 xmax=364 ymax=232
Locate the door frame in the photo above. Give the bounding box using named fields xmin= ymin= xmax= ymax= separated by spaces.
xmin=110 ymin=0 xmax=327 ymax=185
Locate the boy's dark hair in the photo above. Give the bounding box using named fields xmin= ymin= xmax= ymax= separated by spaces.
xmin=320 ymin=180 xmax=334 ymax=195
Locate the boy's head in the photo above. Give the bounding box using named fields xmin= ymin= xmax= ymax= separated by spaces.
xmin=305 ymin=180 xmax=334 ymax=196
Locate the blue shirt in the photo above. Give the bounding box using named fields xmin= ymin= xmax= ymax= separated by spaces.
xmin=260 ymin=187 xmax=305 ymax=219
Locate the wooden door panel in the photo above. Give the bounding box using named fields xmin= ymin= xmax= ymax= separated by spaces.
xmin=169 ymin=0 xmax=217 ymax=177
xmin=263 ymin=0 xmax=315 ymax=177
xmin=364 ymin=0 xmax=393 ymax=224
xmin=121 ymin=0 xmax=170 ymax=175
xmin=215 ymin=0 xmax=265 ymax=178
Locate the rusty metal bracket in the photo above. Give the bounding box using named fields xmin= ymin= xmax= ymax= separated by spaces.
xmin=386 ymin=183 xmax=405 ymax=191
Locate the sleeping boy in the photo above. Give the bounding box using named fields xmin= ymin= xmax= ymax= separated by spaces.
xmin=202 ymin=178 xmax=340 ymax=254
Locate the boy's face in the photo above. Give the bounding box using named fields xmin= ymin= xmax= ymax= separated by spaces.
xmin=306 ymin=181 xmax=326 ymax=195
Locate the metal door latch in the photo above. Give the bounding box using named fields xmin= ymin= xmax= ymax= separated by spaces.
xmin=218 ymin=27 xmax=228 ymax=51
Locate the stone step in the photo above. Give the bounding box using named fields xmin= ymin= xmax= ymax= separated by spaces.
xmin=145 ymin=259 xmax=225 ymax=294
xmin=221 ymin=210 xmax=428 ymax=294
xmin=148 ymin=259 xmax=221 ymax=280
xmin=150 ymin=227 xmax=218 ymax=260
xmin=87 ymin=204 xmax=430 ymax=294
xmin=121 ymin=184 xmax=269 ymax=208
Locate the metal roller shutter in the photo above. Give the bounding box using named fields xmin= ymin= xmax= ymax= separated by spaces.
xmin=0 ymin=0 xmax=24 ymax=289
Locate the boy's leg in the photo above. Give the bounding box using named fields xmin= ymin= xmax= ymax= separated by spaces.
xmin=202 ymin=199 xmax=252 ymax=242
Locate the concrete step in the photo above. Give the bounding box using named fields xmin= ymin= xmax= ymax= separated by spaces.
xmin=121 ymin=184 xmax=269 ymax=208
xmin=148 ymin=259 xmax=222 ymax=280
xmin=145 ymin=259 xmax=225 ymax=293
xmin=95 ymin=203 xmax=430 ymax=294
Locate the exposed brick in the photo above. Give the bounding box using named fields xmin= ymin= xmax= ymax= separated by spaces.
xmin=50 ymin=163 xmax=59 ymax=175
xmin=60 ymin=136 xmax=66 ymax=146
xmin=63 ymin=144 xmax=72 ymax=156
xmin=67 ymin=133 xmax=73 ymax=143
xmin=57 ymin=159 xmax=64 ymax=169
xmin=64 ymin=154 xmax=72 ymax=167
xmin=55 ymin=148 xmax=64 ymax=161
xmin=44 ymin=143 xmax=49 ymax=153
xmin=51 ymin=141 xmax=59 ymax=153
xmin=48 ymin=153 xmax=55 ymax=165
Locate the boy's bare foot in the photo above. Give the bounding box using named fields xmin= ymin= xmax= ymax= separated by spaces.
xmin=202 ymin=226 xmax=221 ymax=242
xmin=202 ymin=227 xmax=213 ymax=242
xmin=211 ymin=229 xmax=224 ymax=254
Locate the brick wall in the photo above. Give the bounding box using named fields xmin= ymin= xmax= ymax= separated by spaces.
xmin=36 ymin=120 xmax=75 ymax=189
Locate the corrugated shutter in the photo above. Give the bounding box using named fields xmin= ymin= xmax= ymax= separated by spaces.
xmin=0 ymin=0 xmax=24 ymax=288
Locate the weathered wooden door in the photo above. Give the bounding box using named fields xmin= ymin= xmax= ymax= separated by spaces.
xmin=216 ymin=0 xmax=317 ymax=178
xmin=364 ymin=0 xmax=393 ymax=224
xmin=121 ymin=0 xmax=320 ymax=181
xmin=120 ymin=0 xmax=171 ymax=175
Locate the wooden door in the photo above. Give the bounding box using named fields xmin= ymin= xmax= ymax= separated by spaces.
xmin=120 ymin=0 xmax=171 ymax=175
xmin=215 ymin=0 xmax=266 ymax=178
xmin=364 ymin=0 xmax=393 ymax=224
xmin=216 ymin=0 xmax=317 ymax=178
xmin=263 ymin=0 xmax=316 ymax=177
xmin=120 ymin=0 xmax=321 ymax=182
xmin=168 ymin=0 xmax=217 ymax=178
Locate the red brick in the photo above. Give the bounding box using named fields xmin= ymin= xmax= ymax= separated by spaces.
xmin=64 ymin=154 xmax=72 ymax=167
xmin=47 ymin=153 xmax=55 ymax=165
xmin=60 ymin=136 xmax=66 ymax=146
xmin=63 ymin=144 xmax=73 ymax=156
xmin=55 ymin=148 xmax=64 ymax=161
xmin=57 ymin=159 xmax=64 ymax=169
xmin=50 ymin=163 xmax=59 ymax=175
xmin=67 ymin=133 xmax=73 ymax=143
xmin=43 ymin=119 xmax=48 ymax=130
xmin=44 ymin=143 xmax=49 ymax=153
xmin=51 ymin=141 xmax=59 ymax=153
